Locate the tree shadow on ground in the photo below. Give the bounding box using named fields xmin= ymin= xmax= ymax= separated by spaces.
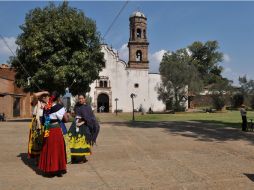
xmin=17 ymin=153 xmax=43 ymax=176
xmin=192 ymin=120 xmax=242 ymax=129
xmin=244 ymin=173 xmax=254 ymax=182
xmin=7 ymin=119 xmax=32 ymax=122
xmin=106 ymin=120 xmax=254 ymax=144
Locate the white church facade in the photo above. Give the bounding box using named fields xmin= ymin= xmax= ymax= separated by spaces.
xmin=88 ymin=11 xmax=165 ymax=113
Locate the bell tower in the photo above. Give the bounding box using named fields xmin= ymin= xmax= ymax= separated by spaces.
xmin=128 ymin=11 xmax=149 ymax=69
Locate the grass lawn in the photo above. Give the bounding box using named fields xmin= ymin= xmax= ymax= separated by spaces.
xmin=96 ymin=110 xmax=254 ymax=128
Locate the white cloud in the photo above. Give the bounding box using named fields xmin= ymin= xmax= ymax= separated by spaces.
xmin=149 ymin=49 xmax=167 ymax=73
xmin=223 ymin=53 xmax=231 ymax=63
xmin=118 ymin=43 xmax=128 ymax=62
xmin=112 ymin=48 xmax=118 ymax=55
xmin=224 ymin=67 xmax=232 ymax=73
xmin=221 ymin=67 xmax=240 ymax=85
xmin=0 ymin=37 xmax=17 ymax=63
xmin=0 ymin=37 xmax=17 ymax=55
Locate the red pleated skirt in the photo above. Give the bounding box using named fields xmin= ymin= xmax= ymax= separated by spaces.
xmin=38 ymin=127 xmax=67 ymax=173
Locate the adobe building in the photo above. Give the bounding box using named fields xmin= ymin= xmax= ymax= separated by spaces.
xmin=0 ymin=64 xmax=32 ymax=119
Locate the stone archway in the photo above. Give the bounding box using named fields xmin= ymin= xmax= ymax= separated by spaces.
xmin=97 ymin=93 xmax=109 ymax=113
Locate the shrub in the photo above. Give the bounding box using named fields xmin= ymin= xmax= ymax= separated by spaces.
xmin=231 ymin=93 xmax=244 ymax=108
xmin=212 ymin=95 xmax=226 ymax=111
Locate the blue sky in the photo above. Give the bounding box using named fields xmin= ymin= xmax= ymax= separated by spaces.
xmin=0 ymin=1 xmax=254 ymax=84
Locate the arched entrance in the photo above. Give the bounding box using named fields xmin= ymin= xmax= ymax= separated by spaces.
xmin=97 ymin=93 xmax=109 ymax=113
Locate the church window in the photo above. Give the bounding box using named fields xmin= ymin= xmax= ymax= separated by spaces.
xmin=137 ymin=28 xmax=141 ymax=38
xmin=104 ymin=81 xmax=108 ymax=87
xmin=101 ymin=60 xmax=106 ymax=68
xmin=136 ymin=50 xmax=142 ymax=62
xmin=132 ymin=29 xmax=135 ymax=40
xmin=134 ymin=83 xmax=139 ymax=88
xmin=99 ymin=81 xmax=103 ymax=87
xmin=97 ymin=77 xmax=110 ymax=88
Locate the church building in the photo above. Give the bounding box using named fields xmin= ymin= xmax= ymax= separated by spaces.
xmin=89 ymin=11 xmax=165 ymax=113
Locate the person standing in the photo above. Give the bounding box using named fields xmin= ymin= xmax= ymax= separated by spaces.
xmin=240 ymin=104 xmax=247 ymax=131
xmin=38 ymin=91 xmax=69 ymax=177
xmin=28 ymin=91 xmax=49 ymax=161
xmin=68 ymin=94 xmax=100 ymax=164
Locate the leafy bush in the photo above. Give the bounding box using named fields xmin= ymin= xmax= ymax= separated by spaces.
xmin=174 ymin=105 xmax=186 ymax=112
xmin=212 ymin=95 xmax=226 ymax=110
xmin=231 ymin=93 xmax=244 ymax=108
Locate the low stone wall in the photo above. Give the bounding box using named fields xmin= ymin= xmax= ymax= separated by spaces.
xmin=190 ymin=94 xmax=231 ymax=108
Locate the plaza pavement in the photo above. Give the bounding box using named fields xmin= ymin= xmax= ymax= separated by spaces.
xmin=1 ymin=119 xmax=254 ymax=190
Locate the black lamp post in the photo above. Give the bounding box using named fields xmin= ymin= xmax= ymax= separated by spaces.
xmin=115 ymin=98 xmax=119 ymax=115
xmin=130 ymin=93 xmax=136 ymax=121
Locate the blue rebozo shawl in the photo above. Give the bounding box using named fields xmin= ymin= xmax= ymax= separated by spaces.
xmin=74 ymin=103 xmax=100 ymax=145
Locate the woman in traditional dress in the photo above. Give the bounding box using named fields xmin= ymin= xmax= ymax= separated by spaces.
xmin=27 ymin=91 xmax=49 ymax=162
xmin=68 ymin=94 xmax=100 ymax=164
xmin=57 ymin=98 xmax=71 ymax=164
xmin=38 ymin=91 xmax=69 ymax=177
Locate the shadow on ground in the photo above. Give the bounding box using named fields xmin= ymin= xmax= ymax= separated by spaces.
xmin=17 ymin=153 xmax=42 ymax=175
xmin=192 ymin=120 xmax=242 ymax=129
xmin=244 ymin=173 xmax=254 ymax=182
xmin=7 ymin=119 xmax=32 ymax=122
xmin=106 ymin=120 xmax=254 ymax=144
xmin=17 ymin=153 xmax=66 ymax=178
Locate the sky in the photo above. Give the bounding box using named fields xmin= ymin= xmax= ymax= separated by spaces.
xmin=0 ymin=1 xmax=254 ymax=85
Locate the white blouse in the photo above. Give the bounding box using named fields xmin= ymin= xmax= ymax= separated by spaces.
xmin=32 ymin=101 xmax=44 ymax=117
xmin=49 ymin=105 xmax=66 ymax=121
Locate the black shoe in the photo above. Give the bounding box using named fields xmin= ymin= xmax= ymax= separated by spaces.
xmin=43 ymin=173 xmax=54 ymax=178
xmin=56 ymin=173 xmax=63 ymax=177
xmin=83 ymin=158 xmax=88 ymax=163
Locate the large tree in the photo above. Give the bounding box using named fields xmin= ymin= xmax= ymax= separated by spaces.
xmin=188 ymin=41 xmax=224 ymax=85
xmin=9 ymin=2 xmax=104 ymax=95
xmin=239 ymin=75 xmax=254 ymax=95
xmin=157 ymin=49 xmax=203 ymax=111
xmin=238 ymin=75 xmax=254 ymax=108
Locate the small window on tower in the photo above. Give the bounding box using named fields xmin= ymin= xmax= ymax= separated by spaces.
xmin=136 ymin=50 xmax=142 ymax=62
xmin=137 ymin=28 xmax=141 ymax=38
xmin=134 ymin=83 xmax=139 ymax=88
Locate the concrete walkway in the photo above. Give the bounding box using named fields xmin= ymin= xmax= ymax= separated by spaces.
xmin=1 ymin=121 xmax=254 ymax=189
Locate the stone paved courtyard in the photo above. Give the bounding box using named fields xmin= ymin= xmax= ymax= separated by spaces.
xmin=1 ymin=120 xmax=254 ymax=190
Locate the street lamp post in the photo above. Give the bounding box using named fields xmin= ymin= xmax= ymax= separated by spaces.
xmin=115 ymin=98 xmax=119 ymax=115
xmin=130 ymin=93 xmax=136 ymax=121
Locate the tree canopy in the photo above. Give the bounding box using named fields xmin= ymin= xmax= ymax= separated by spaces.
xmin=188 ymin=41 xmax=224 ymax=85
xmin=157 ymin=49 xmax=202 ymax=111
xmin=157 ymin=40 xmax=231 ymax=111
xmin=237 ymin=75 xmax=254 ymax=108
xmin=239 ymin=75 xmax=254 ymax=95
xmin=9 ymin=2 xmax=104 ymax=95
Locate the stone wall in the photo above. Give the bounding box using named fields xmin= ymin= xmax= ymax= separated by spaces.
xmin=190 ymin=94 xmax=231 ymax=109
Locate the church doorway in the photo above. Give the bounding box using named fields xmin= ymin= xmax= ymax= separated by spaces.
xmin=97 ymin=93 xmax=109 ymax=113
